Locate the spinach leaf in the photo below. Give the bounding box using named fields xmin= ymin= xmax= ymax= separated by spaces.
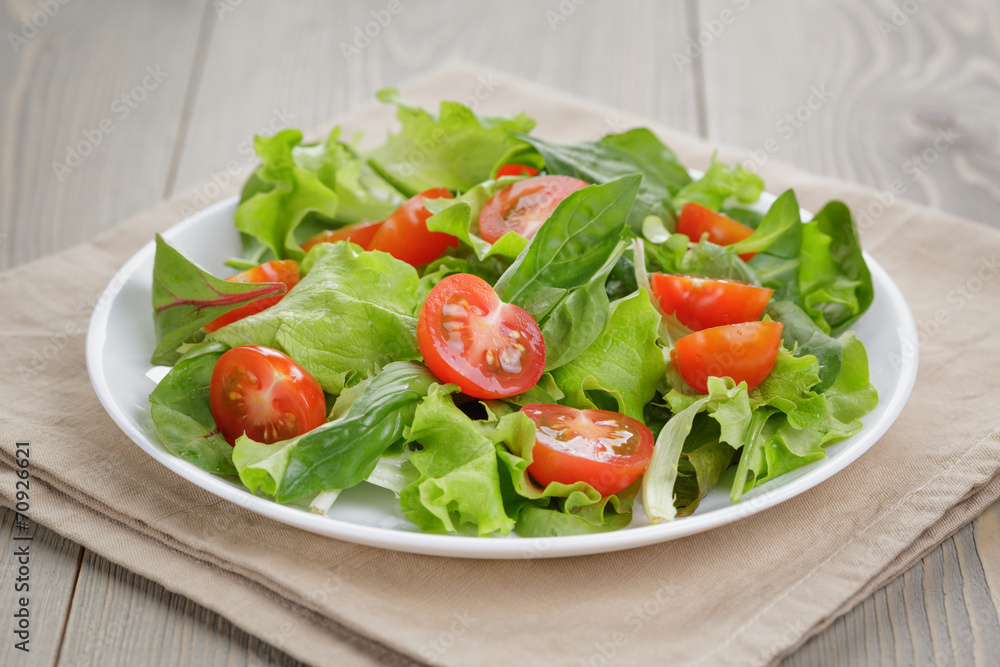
xmin=149 ymin=342 xmax=235 ymax=475
xmin=734 ymin=189 xmax=803 ymax=303
xmin=765 ymin=300 xmax=843 ymax=392
xmin=151 ymin=235 xmax=286 ymax=365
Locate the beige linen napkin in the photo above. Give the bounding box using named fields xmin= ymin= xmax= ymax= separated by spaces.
xmin=3 ymin=63 xmax=999 ymax=667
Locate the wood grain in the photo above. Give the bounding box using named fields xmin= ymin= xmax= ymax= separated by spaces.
xmin=696 ymin=0 xmax=1000 ymax=229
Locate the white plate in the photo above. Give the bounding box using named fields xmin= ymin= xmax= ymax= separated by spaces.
xmin=86 ymin=190 xmax=918 ymax=559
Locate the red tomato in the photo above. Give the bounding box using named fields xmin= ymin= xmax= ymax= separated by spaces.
xmin=368 ymin=188 xmax=457 ymax=266
xmin=677 ymin=202 xmax=757 ymax=261
xmin=301 ymin=220 xmax=384 ymax=252
xmin=495 ymin=163 xmax=540 ymax=178
xmin=670 ymin=321 xmax=783 ymax=394
xmin=650 ymin=273 xmax=774 ymax=331
xmin=478 ymin=175 xmax=589 ymax=243
xmin=520 ymin=404 xmax=654 ymax=497
xmin=416 ymin=273 xmax=545 ymax=399
xmin=203 ymin=260 xmax=300 ymax=333
xmin=209 ymin=345 xmax=327 ymax=446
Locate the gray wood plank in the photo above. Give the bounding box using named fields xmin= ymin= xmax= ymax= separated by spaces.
xmin=0 ymin=0 xmax=208 ymax=269
xmin=696 ymin=0 xmax=1000 ymax=228
xmin=0 ymin=507 xmax=82 ymax=667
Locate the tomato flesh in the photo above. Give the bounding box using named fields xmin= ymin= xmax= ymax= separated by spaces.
xmin=520 ymin=404 xmax=654 ymax=497
xmin=650 ymin=273 xmax=773 ymax=331
xmin=203 ymin=260 xmax=300 ymax=333
xmin=417 ymin=273 xmax=545 ymax=399
xmin=301 ymin=220 xmax=384 ymax=252
xmin=495 ymin=163 xmax=540 ymax=178
xmin=670 ymin=321 xmax=783 ymax=394
xmin=677 ymin=202 xmax=757 ymax=261
xmin=368 ymin=188 xmax=457 ymax=266
xmin=209 ymin=345 xmax=326 ymax=446
xmin=479 ymin=175 xmax=589 ymax=243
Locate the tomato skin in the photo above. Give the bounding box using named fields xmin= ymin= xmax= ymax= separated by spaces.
xmin=650 ymin=273 xmax=773 ymax=331
xmin=301 ymin=220 xmax=384 ymax=252
xmin=417 ymin=273 xmax=545 ymax=399
xmin=520 ymin=404 xmax=654 ymax=497
xmin=670 ymin=321 xmax=784 ymax=394
xmin=677 ymin=203 xmax=757 ymax=261
xmin=368 ymin=188 xmax=457 ymax=266
xmin=479 ymin=175 xmax=589 ymax=243
xmin=209 ymin=345 xmax=326 ymax=446
xmin=203 ymin=260 xmax=300 ymax=333
xmin=495 ymin=163 xmax=540 ymax=178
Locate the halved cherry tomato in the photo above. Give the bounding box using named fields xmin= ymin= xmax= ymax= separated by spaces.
xmin=520 ymin=404 xmax=654 ymax=497
xmin=417 ymin=273 xmax=545 ymax=399
xmin=670 ymin=321 xmax=783 ymax=394
xmin=368 ymin=188 xmax=457 ymax=266
xmin=203 ymin=260 xmax=300 ymax=333
xmin=677 ymin=202 xmax=757 ymax=261
xmin=209 ymin=345 xmax=326 ymax=446
xmin=495 ymin=163 xmax=540 ymax=178
xmin=650 ymin=273 xmax=774 ymax=331
xmin=478 ymin=175 xmax=589 ymax=243
xmin=301 ymin=220 xmax=384 ymax=252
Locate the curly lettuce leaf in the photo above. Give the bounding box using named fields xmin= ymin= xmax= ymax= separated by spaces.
xmin=552 ymin=290 xmax=664 ymax=421
xmin=424 ymin=176 xmax=530 ymax=260
xmin=673 ymin=155 xmax=764 ymax=212
xmin=367 ymin=88 xmax=535 ymax=196
xmin=400 ymin=385 xmax=515 ymax=536
xmin=148 ymin=342 xmax=235 ymax=475
xmin=151 ymin=235 xmax=286 ymax=365
xmin=209 ymin=242 xmax=421 ymax=394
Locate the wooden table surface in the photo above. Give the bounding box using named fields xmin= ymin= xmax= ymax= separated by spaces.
xmin=2 ymin=1 xmax=998 ymax=665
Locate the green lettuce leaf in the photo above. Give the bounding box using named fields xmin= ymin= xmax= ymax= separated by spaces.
xmin=515 ymin=128 xmax=691 ymax=231
xmin=552 ymin=290 xmax=665 ymax=420
xmin=151 ymin=235 xmax=286 ymax=365
xmin=766 ymin=300 xmax=843 ymax=393
xmin=367 ymin=89 xmax=535 ymax=196
xmin=495 ymin=176 xmax=639 ymax=369
xmin=673 ymin=413 xmax=735 ymax=517
xmin=424 ymin=176 xmax=529 ymax=260
xmin=209 ymin=242 xmax=421 ymax=394
xmin=400 ymin=385 xmax=515 ymax=536
xmin=673 ymin=155 xmax=764 ymax=211
xmin=148 ymin=342 xmax=235 ymax=475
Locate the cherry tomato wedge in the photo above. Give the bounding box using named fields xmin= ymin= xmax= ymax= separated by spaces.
xmin=209 ymin=345 xmax=326 ymax=446
xmin=301 ymin=220 xmax=384 ymax=252
xmin=203 ymin=260 xmax=300 ymax=333
xmin=417 ymin=273 xmax=545 ymax=399
xmin=650 ymin=273 xmax=774 ymax=331
xmin=368 ymin=188 xmax=457 ymax=266
xmin=677 ymin=202 xmax=757 ymax=261
xmin=478 ymin=175 xmax=589 ymax=243
xmin=495 ymin=163 xmax=540 ymax=178
xmin=520 ymin=404 xmax=654 ymax=497
xmin=670 ymin=321 xmax=783 ymax=394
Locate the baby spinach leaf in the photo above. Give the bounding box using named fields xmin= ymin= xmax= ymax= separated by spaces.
xmin=734 ymin=189 xmax=803 ymax=303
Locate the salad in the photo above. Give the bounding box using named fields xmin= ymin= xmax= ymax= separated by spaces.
xmin=147 ymin=90 xmax=878 ymax=537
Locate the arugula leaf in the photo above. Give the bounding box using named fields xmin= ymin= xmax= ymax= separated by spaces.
xmin=209 ymin=242 xmax=421 ymax=394
xmin=673 ymin=155 xmax=764 ymax=211
xmin=367 ymin=88 xmax=535 ymax=196
xmin=515 ymin=128 xmax=690 ymax=230
xmin=234 ymin=130 xmax=341 ymax=261
xmin=266 ymin=361 xmax=441 ymax=502
xmin=151 ymin=235 xmax=286 ymax=365
xmin=148 ymin=342 xmax=235 ymax=475
xmin=400 ymin=385 xmax=515 ymax=536
xmin=552 ymin=290 xmax=664 ymax=421
xmin=495 ymin=176 xmax=639 ymax=369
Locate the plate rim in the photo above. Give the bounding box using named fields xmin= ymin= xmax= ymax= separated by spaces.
xmin=86 ymin=194 xmax=919 ymax=559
